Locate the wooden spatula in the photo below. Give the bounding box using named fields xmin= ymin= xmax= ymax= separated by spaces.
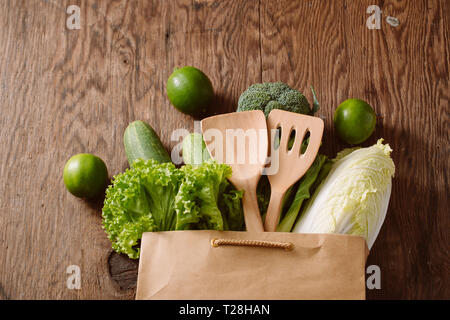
xmin=201 ymin=110 xmax=267 ymax=232
xmin=264 ymin=109 xmax=324 ymax=232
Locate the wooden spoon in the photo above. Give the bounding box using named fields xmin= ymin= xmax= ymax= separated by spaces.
xmin=201 ymin=110 xmax=267 ymax=232
xmin=264 ymin=109 xmax=324 ymax=232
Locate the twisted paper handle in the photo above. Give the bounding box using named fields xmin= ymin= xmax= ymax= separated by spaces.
xmin=211 ymin=238 xmax=294 ymax=251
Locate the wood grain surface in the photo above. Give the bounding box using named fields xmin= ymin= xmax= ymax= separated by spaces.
xmin=0 ymin=0 xmax=448 ymax=300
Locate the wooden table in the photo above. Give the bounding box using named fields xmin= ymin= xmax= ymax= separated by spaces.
xmin=0 ymin=0 xmax=448 ymax=300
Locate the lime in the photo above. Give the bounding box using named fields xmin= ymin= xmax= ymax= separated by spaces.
xmin=334 ymin=98 xmax=376 ymax=145
xmin=166 ymin=66 xmax=214 ymax=117
xmin=63 ymin=153 xmax=108 ymax=199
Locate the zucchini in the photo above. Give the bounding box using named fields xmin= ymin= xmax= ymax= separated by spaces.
xmin=124 ymin=120 xmax=171 ymax=166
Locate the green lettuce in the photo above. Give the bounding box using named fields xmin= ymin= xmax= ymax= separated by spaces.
xmin=102 ymin=159 xmax=244 ymax=259
xmin=102 ymin=159 xmax=182 ymax=259
xmin=175 ymin=161 xmax=243 ymax=231
xmin=219 ymin=188 xmax=245 ymax=231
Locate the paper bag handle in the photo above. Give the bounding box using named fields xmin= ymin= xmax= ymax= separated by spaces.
xmin=211 ymin=238 xmax=294 ymax=251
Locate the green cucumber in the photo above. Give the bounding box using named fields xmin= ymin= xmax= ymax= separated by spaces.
xmin=124 ymin=120 xmax=171 ymax=166
xmin=182 ymin=132 xmax=211 ymax=165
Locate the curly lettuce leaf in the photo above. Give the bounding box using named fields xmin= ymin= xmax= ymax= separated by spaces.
xmin=102 ymin=159 xmax=182 ymax=259
xmin=219 ymin=188 xmax=245 ymax=231
xmin=175 ymin=161 xmax=236 ymax=231
xmin=103 ymin=159 xmax=245 ymax=259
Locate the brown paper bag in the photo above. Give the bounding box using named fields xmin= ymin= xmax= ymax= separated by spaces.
xmin=136 ymin=230 xmax=369 ymax=300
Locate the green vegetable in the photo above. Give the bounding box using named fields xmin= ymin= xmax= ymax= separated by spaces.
xmin=63 ymin=153 xmax=108 ymax=199
xmin=124 ymin=120 xmax=171 ymax=166
xmin=256 ymin=176 xmax=271 ymax=216
xmin=277 ymin=154 xmax=327 ymax=232
xmin=180 ymin=133 xmax=244 ymax=230
xmin=175 ymin=161 xmax=244 ymax=231
xmin=182 ymin=132 xmax=211 ymax=165
xmin=102 ymin=159 xmax=243 ymax=259
xmin=310 ymin=86 xmax=320 ymax=115
xmin=219 ymin=188 xmax=245 ymax=231
xmin=310 ymin=158 xmax=333 ymax=192
xmin=102 ymin=159 xmax=182 ymax=258
xmin=292 ymin=139 xmax=395 ymax=249
xmin=236 ymin=82 xmax=318 ymax=117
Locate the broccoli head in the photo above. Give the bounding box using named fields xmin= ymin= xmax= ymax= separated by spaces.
xmin=237 ymin=82 xmax=319 ymax=117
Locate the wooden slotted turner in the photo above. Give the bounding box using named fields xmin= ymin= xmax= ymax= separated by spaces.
xmin=264 ymin=109 xmax=324 ymax=232
xmin=201 ymin=110 xmax=267 ymax=232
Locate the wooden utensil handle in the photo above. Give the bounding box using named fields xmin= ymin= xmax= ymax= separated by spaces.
xmin=241 ymin=184 xmax=264 ymax=232
xmin=264 ymin=190 xmax=285 ymax=232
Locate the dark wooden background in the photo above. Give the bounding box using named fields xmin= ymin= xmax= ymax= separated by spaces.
xmin=0 ymin=0 xmax=448 ymax=300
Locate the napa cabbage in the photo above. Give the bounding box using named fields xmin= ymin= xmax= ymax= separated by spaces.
xmin=292 ymin=139 xmax=395 ymax=249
